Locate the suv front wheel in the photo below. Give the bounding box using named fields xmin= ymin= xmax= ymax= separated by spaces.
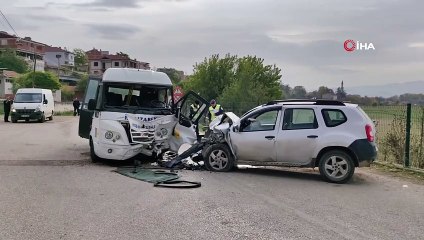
xmin=203 ymin=144 xmax=234 ymax=172
xmin=319 ymin=150 xmax=355 ymax=184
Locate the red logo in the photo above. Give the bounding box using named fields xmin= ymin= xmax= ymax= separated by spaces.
xmin=344 ymin=39 xmax=356 ymax=52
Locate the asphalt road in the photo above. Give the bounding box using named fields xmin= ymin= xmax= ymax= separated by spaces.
xmin=0 ymin=117 xmax=423 ymax=240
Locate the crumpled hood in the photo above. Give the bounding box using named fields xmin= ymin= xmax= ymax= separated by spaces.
xmin=209 ymin=112 xmax=240 ymax=132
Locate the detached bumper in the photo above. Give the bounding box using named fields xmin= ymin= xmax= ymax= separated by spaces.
xmin=11 ymin=111 xmax=42 ymax=120
xmin=348 ymin=139 xmax=378 ymax=167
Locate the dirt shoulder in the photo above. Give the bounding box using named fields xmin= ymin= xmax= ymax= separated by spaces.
xmin=368 ymin=162 xmax=424 ymax=185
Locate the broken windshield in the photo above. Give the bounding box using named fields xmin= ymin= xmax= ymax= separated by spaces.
xmin=103 ymin=84 xmax=173 ymax=115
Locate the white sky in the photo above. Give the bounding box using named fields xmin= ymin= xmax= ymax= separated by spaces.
xmin=1 ymin=0 xmax=423 ymax=90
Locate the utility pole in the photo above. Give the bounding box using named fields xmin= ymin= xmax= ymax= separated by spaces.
xmin=56 ymin=54 xmax=62 ymax=78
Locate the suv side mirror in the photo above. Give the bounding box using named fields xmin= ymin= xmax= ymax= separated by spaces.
xmin=88 ymin=99 xmax=96 ymax=110
xmin=233 ymin=125 xmax=239 ymax=132
xmin=43 ymin=99 xmax=48 ymax=104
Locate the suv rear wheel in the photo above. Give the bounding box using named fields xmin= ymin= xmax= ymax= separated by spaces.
xmin=319 ymin=150 xmax=355 ymax=184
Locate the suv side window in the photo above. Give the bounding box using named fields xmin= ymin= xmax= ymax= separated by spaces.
xmin=240 ymin=110 xmax=279 ymax=132
xmin=282 ymin=108 xmax=318 ymax=130
xmin=322 ymin=109 xmax=347 ymax=127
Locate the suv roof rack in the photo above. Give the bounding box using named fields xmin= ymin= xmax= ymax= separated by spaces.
xmin=266 ymin=99 xmax=345 ymax=106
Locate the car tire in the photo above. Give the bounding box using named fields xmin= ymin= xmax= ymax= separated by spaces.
xmin=12 ymin=119 xmax=17 ymax=123
xmin=319 ymin=150 xmax=355 ymax=184
xmin=38 ymin=114 xmax=45 ymax=123
xmin=89 ymin=138 xmax=102 ymax=163
xmin=48 ymin=111 xmax=53 ymax=121
xmin=203 ymin=143 xmax=234 ymax=172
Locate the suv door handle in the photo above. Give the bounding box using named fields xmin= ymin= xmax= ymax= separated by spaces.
xmin=265 ymin=136 xmax=275 ymax=140
xmin=307 ymin=135 xmax=318 ymax=138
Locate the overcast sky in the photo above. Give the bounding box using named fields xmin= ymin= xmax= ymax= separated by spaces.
xmin=1 ymin=0 xmax=423 ymax=90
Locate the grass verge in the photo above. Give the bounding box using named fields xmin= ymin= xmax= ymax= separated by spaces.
xmin=54 ymin=111 xmax=75 ymax=116
xmin=371 ymin=162 xmax=424 ymax=185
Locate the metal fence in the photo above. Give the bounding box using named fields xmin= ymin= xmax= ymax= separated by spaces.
xmin=363 ymin=105 xmax=424 ymax=169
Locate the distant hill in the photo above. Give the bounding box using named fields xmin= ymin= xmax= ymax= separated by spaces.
xmin=346 ymin=81 xmax=424 ymax=97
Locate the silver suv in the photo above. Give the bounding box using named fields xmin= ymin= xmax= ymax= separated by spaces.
xmin=202 ymin=100 xmax=378 ymax=183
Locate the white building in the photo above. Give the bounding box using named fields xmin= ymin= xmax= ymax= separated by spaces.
xmin=0 ymin=69 xmax=19 ymax=98
xmin=44 ymin=46 xmax=75 ymax=68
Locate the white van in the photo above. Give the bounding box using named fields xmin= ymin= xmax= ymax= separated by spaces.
xmin=11 ymin=88 xmax=55 ymax=123
xmin=78 ymin=68 xmax=209 ymax=162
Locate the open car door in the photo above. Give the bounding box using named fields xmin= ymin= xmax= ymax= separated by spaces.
xmin=78 ymin=77 xmax=101 ymax=139
xmin=168 ymin=91 xmax=209 ymax=151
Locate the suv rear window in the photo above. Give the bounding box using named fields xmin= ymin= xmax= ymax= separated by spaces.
xmin=283 ymin=108 xmax=318 ymax=130
xmin=322 ymin=109 xmax=347 ymax=127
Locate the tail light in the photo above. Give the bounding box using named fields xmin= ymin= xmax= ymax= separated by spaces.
xmin=365 ymin=124 xmax=374 ymax=142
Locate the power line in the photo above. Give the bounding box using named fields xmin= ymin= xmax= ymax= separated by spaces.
xmin=0 ymin=17 xmax=8 ymax=30
xmin=0 ymin=9 xmax=18 ymax=37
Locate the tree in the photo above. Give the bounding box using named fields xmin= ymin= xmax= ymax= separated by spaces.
xmin=76 ymin=73 xmax=89 ymax=92
xmin=317 ymin=86 xmax=334 ymax=98
xmin=292 ymin=86 xmax=307 ymax=98
xmin=61 ymin=85 xmax=74 ymax=102
xmin=73 ymin=48 xmax=88 ymax=67
xmin=182 ymin=54 xmax=283 ymax=115
xmin=183 ymin=54 xmax=237 ymax=101
xmin=13 ymin=71 xmax=61 ymax=92
xmin=336 ymin=87 xmax=347 ymax=100
xmin=0 ymin=49 xmax=29 ymax=73
xmin=157 ymin=68 xmax=185 ymax=85
xmin=281 ymin=84 xmax=292 ymax=99
xmin=219 ymin=56 xmax=283 ymax=114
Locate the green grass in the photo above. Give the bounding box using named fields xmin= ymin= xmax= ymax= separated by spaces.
xmin=0 ymin=104 xmax=3 ymax=115
xmin=54 ymin=111 xmax=74 ymax=116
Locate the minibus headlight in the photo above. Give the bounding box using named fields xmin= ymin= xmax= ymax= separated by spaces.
xmin=105 ymin=131 xmax=114 ymax=139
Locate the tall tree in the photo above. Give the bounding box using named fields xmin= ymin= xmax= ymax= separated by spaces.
xmin=219 ymin=56 xmax=283 ymax=114
xmin=157 ymin=68 xmax=185 ymax=85
xmin=292 ymin=86 xmax=307 ymax=98
xmin=13 ymin=71 xmax=61 ymax=92
xmin=317 ymin=86 xmax=334 ymax=98
xmin=183 ymin=54 xmax=237 ymax=101
xmin=73 ymin=48 xmax=88 ymax=67
xmin=281 ymin=84 xmax=292 ymax=99
xmin=0 ymin=49 xmax=29 ymax=73
xmin=76 ymin=73 xmax=89 ymax=92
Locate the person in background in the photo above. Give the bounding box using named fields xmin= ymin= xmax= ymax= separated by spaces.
xmin=73 ymin=97 xmax=81 ymax=116
xmin=208 ymin=99 xmax=224 ymax=122
xmin=190 ymin=100 xmax=200 ymax=118
xmin=3 ymin=96 xmax=13 ymax=122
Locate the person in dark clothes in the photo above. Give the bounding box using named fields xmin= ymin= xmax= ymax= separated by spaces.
xmin=3 ymin=96 xmax=13 ymax=122
xmin=73 ymin=98 xmax=81 ymax=116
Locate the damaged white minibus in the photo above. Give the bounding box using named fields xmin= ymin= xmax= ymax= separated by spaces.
xmin=78 ymin=68 xmax=208 ymax=162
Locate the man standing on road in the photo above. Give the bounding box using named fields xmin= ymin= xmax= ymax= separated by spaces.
xmin=208 ymin=99 xmax=224 ymax=122
xmin=73 ymin=98 xmax=81 ymax=116
xmin=3 ymin=96 xmax=13 ymax=122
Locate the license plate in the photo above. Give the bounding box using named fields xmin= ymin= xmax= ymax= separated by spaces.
xmin=21 ymin=115 xmax=29 ymax=117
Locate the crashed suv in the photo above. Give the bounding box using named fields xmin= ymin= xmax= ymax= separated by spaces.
xmin=202 ymin=100 xmax=378 ymax=183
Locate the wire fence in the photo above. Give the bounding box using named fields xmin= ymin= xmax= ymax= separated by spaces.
xmin=362 ymin=105 xmax=424 ymax=169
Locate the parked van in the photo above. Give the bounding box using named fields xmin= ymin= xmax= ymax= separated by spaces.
xmin=78 ymin=68 xmax=209 ymax=162
xmin=11 ymin=88 xmax=55 ymax=123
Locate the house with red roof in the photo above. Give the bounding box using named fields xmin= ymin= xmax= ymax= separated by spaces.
xmin=86 ymin=48 xmax=150 ymax=76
